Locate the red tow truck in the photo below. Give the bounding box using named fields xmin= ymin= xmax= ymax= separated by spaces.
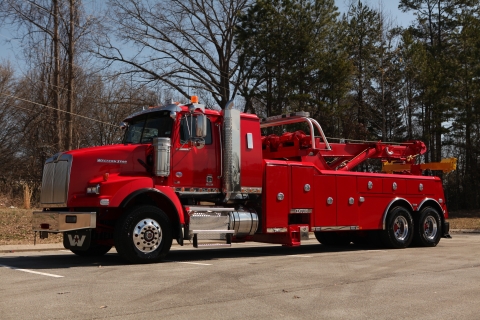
xmin=33 ymin=97 xmax=454 ymax=263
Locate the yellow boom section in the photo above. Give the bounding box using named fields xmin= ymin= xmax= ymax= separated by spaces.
xmin=382 ymin=157 xmax=457 ymax=173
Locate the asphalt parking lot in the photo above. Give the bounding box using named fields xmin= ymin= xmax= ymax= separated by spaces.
xmin=1 ymin=234 xmax=479 ymax=319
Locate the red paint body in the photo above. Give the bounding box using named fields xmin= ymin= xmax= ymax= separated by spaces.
xmin=41 ymin=104 xmax=448 ymax=250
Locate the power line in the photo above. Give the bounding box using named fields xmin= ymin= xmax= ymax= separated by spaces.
xmin=0 ymin=92 xmax=118 ymax=127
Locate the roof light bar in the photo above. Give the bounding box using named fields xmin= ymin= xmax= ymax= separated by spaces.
xmin=260 ymin=112 xmax=310 ymax=129
xmin=261 ymin=111 xmax=310 ymax=124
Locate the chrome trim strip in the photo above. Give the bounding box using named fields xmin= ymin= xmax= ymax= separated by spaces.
xmin=187 ymin=206 xmax=234 ymax=212
xmin=173 ymin=187 xmax=221 ymax=193
xmin=191 ymin=230 xmax=235 ymax=234
xmin=382 ymin=197 xmax=414 ymax=230
xmin=267 ymin=228 xmax=288 ymax=233
xmin=290 ymin=209 xmax=313 ymax=214
xmin=240 ymin=187 xmax=262 ymax=194
xmin=178 ymin=192 xmax=221 ymax=195
xmin=312 ymin=226 xmax=359 ymax=231
xmin=32 ymin=211 xmax=96 ymax=232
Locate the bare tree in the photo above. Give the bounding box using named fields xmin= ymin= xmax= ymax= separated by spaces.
xmin=0 ymin=0 xmax=95 ymax=151
xmin=93 ymin=0 xmax=250 ymax=108
xmin=0 ymin=63 xmax=21 ymax=172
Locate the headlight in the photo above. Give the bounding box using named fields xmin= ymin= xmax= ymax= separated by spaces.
xmin=86 ymin=184 xmax=101 ymax=195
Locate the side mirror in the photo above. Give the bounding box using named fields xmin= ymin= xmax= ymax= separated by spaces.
xmin=195 ymin=114 xmax=207 ymax=138
xmin=119 ymin=122 xmax=128 ymax=130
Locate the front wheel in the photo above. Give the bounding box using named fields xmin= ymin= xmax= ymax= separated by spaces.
xmin=413 ymin=207 xmax=442 ymax=247
xmin=114 ymin=205 xmax=172 ymax=263
xmin=381 ymin=206 xmax=414 ymax=249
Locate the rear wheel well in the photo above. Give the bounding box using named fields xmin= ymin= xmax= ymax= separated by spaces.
xmin=416 ymin=199 xmax=444 ymax=224
xmin=382 ymin=199 xmax=413 ymax=230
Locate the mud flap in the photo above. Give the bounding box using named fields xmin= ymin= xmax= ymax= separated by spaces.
xmin=443 ymin=221 xmax=451 ymax=238
xmin=63 ymin=229 xmax=92 ymax=251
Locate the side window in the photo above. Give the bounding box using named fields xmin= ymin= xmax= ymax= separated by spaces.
xmin=180 ymin=116 xmax=212 ymax=144
xmin=141 ymin=116 xmax=173 ymax=143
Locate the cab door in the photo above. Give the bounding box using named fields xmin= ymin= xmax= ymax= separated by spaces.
xmin=171 ymin=115 xmax=220 ymax=191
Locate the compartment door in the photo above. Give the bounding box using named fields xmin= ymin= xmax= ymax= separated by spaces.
xmin=314 ymin=175 xmax=337 ymax=227
xmin=291 ymin=166 xmax=314 ymax=209
xmin=336 ymin=175 xmax=358 ymax=226
xmin=263 ymin=164 xmax=289 ymax=230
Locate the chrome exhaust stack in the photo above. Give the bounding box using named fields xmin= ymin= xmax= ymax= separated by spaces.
xmin=153 ymin=137 xmax=171 ymax=177
xmin=222 ymin=101 xmax=242 ymax=202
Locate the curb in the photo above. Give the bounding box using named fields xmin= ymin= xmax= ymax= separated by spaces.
xmin=0 ymin=243 xmax=64 ymax=253
xmin=1 ymin=229 xmax=480 ymax=253
xmin=450 ymin=229 xmax=480 ymax=234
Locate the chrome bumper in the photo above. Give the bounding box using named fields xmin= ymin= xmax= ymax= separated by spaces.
xmin=32 ymin=211 xmax=96 ymax=232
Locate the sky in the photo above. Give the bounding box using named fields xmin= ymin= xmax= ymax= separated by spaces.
xmin=335 ymin=0 xmax=416 ymax=26
xmin=0 ymin=0 xmax=415 ymax=67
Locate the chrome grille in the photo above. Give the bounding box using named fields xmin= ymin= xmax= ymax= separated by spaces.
xmin=40 ymin=154 xmax=72 ymax=207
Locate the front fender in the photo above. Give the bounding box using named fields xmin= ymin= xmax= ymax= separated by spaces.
xmin=117 ymin=186 xmax=185 ymax=225
xmin=107 ymin=176 xmax=154 ymax=207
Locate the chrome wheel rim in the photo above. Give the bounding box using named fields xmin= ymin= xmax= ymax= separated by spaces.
xmin=133 ymin=218 xmax=162 ymax=253
xmin=393 ymin=216 xmax=409 ymax=241
xmin=423 ymin=216 xmax=438 ymax=240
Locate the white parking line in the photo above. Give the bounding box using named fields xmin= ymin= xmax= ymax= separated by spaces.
xmin=288 ymin=255 xmax=313 ymax=258
xmin=0 ymin=264 xmax=64 ymax=278
xmin=165 ymin=260 xmax=212 ymax=266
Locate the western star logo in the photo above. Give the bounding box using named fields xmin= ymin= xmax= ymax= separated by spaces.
xmin=97 ymin=159 xmax=127 ymax=164
xmin=67 ymin=234 xmax=86 ymax=247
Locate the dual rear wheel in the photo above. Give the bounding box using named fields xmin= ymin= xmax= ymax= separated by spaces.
xmin=315 ymin=206 xmax=442 ymax=249
xmin=381 ymin=205 xmax=442 ymax=248
xmin=413 ymin=207 xmax=442 ymax=247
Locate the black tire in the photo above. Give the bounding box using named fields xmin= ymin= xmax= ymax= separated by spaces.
xmin=314 ymin=231 xmax=351 ymax=246
xmin=413 ymin=207 xmax=442 ymax=247
xmin=114 ymin=205 xmax=172 ymax=264
xmin=70 ymin=244 xmax=112 ymax=257
xmin=381 ymin=206 xmax=414 ymax=249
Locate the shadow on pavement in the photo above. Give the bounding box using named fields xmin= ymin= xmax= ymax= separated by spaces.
xmin=0 ymin=242 xmax=381 ymax=271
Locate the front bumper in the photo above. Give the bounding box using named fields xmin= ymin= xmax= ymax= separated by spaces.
xmin=32 ymin=211 xmax=96 ymax=232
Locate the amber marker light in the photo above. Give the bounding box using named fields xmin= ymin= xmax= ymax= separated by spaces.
xmin=191 ymin=95 xmax=199 ymax=103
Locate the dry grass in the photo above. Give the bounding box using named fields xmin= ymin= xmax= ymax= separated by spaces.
xmin=0 ymin=208 xmax=62 ymax=245
xmin=448 ymin=210 xmax=480 ymax=230
xmin=0 ymin=208 xmax=478 ymax=246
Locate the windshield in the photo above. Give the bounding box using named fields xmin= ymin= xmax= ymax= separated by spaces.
xmin=123 ymin=112 xmax=173 ymax=144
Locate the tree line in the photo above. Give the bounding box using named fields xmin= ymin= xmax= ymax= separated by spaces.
xmin=0 ymin=0 xmax=479 ymax=210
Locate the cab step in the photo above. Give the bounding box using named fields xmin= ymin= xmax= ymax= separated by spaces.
xmin=192 ymin=230 xmax=234 ymax=248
